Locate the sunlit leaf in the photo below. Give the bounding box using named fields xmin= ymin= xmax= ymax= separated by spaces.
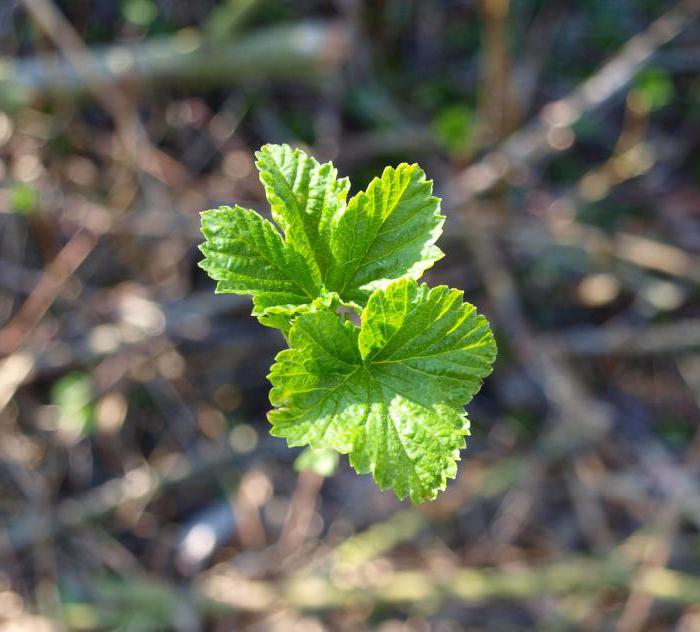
xmin=268 ymin=278 xmax=496 ymax=502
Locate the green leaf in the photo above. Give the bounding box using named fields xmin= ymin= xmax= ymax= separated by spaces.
xmin=294 ymin=446 xmax=339 ymax=477
xmin=633 ymin=67 xmax=674 ymax=111
xmin=255 ymin=143 xmax=350 ymax=281
xmin=51 ymin=371 xmax=95 ymax=439
xmin=253 ymin=290 xmax=348 ymax=335
xmin=199 ymin=144 xmax=497 ymax=500
xmin=200 ymin=145 xmax=445 ymax=333
xmin=326 ymin=163 xmax=444 ymax=303
xmin=199 ymin=204 xmax=321 ymax=330
xmin=122 ymin=0 xmax=158 ymax=27
xmin=268 ymin=278 xmax=497 ymax=503
xmin=432 ymin=105 xmax=474 ymax=158
xmin=10 ymin=182 xmax=39 ymax=215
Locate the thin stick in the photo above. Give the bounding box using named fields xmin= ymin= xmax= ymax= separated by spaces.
xmin=0 ymin=228 xmax=98 ymax=356
xmin=452 ymin=0 xmax=700 ymax=200
xmin=277 ymin=470 xmax=324 ymax=557
xmin=541 ymin=319 xmax=700 ymax=357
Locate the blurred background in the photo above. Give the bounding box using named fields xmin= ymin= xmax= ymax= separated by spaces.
xmin=1 ymin=0 xmax=700 ymax=630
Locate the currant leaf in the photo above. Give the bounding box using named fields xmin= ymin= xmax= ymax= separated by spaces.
xmin=326 ymin=163 xmax=444 ymax=303
xmin=200 ymin=145 xmax=444 ymax=333
xmin=294 ymin=447 xmax=339 ymax=477
xmin=255 ymin=143 xmax=350 ymax=281
xmin=200 ymin=205 xmax=318 ymax=298
xmin=267 ymin=278 xmax=497 ymax=503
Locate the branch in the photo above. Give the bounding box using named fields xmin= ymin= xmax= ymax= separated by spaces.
xmin=196 ymin=556 xmax=700 ymax=613
xmin=451 ymin=0 xmax=700 ymax=200
xmin=542 ymin=320 xmax=700 ymax=357
xmin=0 ymin=21 xmax=349 ymax=110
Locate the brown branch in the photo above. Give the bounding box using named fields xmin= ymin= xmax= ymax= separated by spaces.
xmin=541 ymin=319 xmax=700 ymax=357
xmin=451 ymin=0 xmax=700 ymax=200
xmin=0 ymin=228 xmax=98 ymax=356
xmin=196 ymin=556 xmax=700 ymax=613
xmin=20 ymin=0 xmax=186 ymax=186
xmin=3 ymin=18 xmax=350 ymax=111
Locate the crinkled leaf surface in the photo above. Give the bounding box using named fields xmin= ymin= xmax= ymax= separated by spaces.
xmin=199 ymin=144 xmax=444 ymax=332
xmin=325 ymin=162 xmax=444 ymax=303
xmin=199 ymin=205 xmax=319 ymax=303
xmin=268 ymin=278 xmax=497 ymax=503
xmin=255 ymin=143 xmax=350 ymax=280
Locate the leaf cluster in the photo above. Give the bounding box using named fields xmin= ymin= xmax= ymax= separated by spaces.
xmin=200 ymin=144 xmax=496 ymax=502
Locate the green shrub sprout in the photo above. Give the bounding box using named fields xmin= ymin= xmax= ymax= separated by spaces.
xmin=199 ymin=144 xmax=496 ymax=502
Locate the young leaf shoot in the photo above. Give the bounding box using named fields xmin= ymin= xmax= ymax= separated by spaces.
xmin=199 ymin=144 xmax=496 ymax=502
